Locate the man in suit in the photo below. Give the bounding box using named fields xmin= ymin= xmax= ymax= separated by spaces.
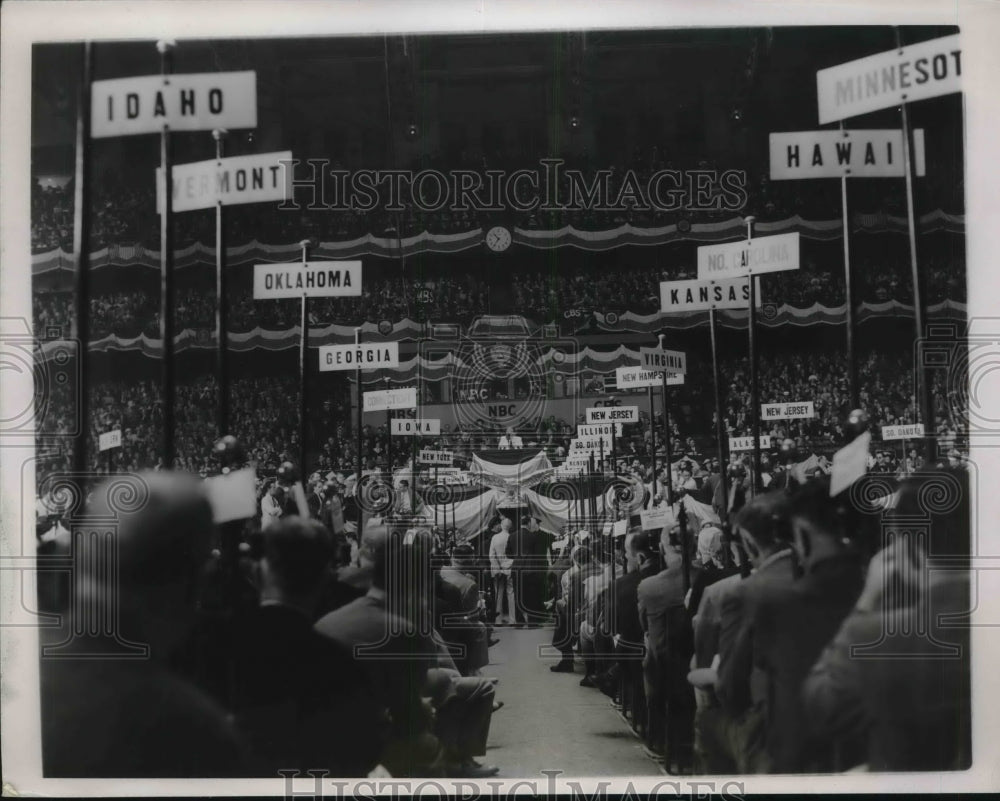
xmin=41 ymin=472 xmax=248 ymax=778
xmin=802 ymin=470 xmax=971 ymax=772
xmin=711 ymin=481 xmax=865 ymax=774
xmin=637 ymin=530 xmax=693 ymax=768
xmin=497 ymin=427 xmax=522 ymax=450
xmin=489 ymin=518 xmax=516 ymax=625
xmin=592 ymin=530 xmax=661 ymax=696
xmin=314 ymin=522 xmax=443 ymax=777
xmin=438 ymin=544 xmax=490 ymax=676
xmin=701 ymin=490 xmax=795 ymax=774
xmin=508 ymin=515 xmax=549 ymax=627
xmin=229 ymin=517 xmax=386 ymax=776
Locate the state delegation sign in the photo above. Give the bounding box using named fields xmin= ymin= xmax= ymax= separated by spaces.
xmin=156 ymin=151 xmax=292 ymax=213
xmin=363 ymin=387 xmax=417 ymax=412
xmin=761 ymin=401 xmax=816 ymax=420
xmin=91 ymin=71 xmax=257 ymax=138
xmin=253 ymin=262 xmax=362 ymax=299
xmin=769 ymin=130 xmax=926 ymax=180
xmin=615 ymin=366 xmax=684 ymax=390
xmin=586 ymin=405 xmax=640 ymax=424
xmin=578 ymin=423 xmax=623 ymax=438
xmin=391 ymin=418 xmax=440 ymax=436
xmin=817 ymin=34 xmax=962 ymax=124
xmin=729 ymin=435 xmax=773 ymax=452
xmin=419 ymin=449 xmax=454 ymax=465
xmin=660 ymin=277 xmax=751 ymax=313
xmin=640 ymin=347 xmax=686 ymax=374
xmin=697 ymin=232 xmax=800 ymax=281
xmin=99 ymin=429 xmax=122 ymax=452
xmin=882 ymin=423 xmax=925 ymax=441
xmin=320 ymin=342 xmax=399 ymax=372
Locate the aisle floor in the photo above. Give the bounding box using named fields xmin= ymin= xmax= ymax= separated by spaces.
xmin=482 ymin=625 xmax=661 ymax=779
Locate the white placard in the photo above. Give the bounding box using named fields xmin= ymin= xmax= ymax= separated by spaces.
xmin=253 ymin=261 xmax=362 ymax=299
xmin=761 ymin=401 xmax=816 ymax=420
xmin=98 ymin=429 xmax=122 ymax=452
xmin=817 ymin=34 xmax=962 ymax=124
xmin=615 ymin=366 xmax=684 ymax=390
xmin=418 ymin=449 xmax=454 ymax=465
xmin=578 ymin=423 xmax=624 ymax=438
xmin=91 ymin=71 xmax=257 ymax=138
xmin=831 ymin=431 xmax=873 ymax=497
xmin=660 ymin=277 xmax=751 ymax=312
xmin=320 ymin=342 xmax=399 ymax=371
xmin=571 ymin=436 xmax=613 ymax=452
xmin=363 ymin=387 xmax=417 ymax=412
xmin=697 ymin=232 xmax=800 ymax=281
xmin=586 ymin=405 xmax=639 ymax=424
xmin=769 ymin=130 xmax=926 ymax=180
xmin=729 ymin=435 xmax=773 ymax=452
xmin=639 ymin=347 xmax=687 ymax=374
xmin=882 ymin=423 xmax=925 ymax=441
xmin=641 ymin=507 xmax=675 ymax=531
xmin=204 ymin=466 xmax=258 ymax=524
xmin=392 ymin=418 xmax=440 ymax=436
xmin=157 ymin=151 xmax=292 ymax=213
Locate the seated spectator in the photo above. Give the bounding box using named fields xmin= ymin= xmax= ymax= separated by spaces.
xmin=437 ymin=543 xmax=490 ymax=676
xmin=803 ymin=469 xmax=972 ymax=772
xmin=699 ymin=491 xmax=794 ymax=775
xmin=314 ymin=522 xmax=443 ymax=777
xmin=229 ymin=517 xmax=386 ymax=776
xmin=637 ymin=530 xmax=694 ymax=771
xmin=40 ymin=472 xmax=248 ymax=777
xmin=590 ymin=529 xmax=662 ymax=697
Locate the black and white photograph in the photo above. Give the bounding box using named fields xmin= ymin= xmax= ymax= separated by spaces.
xmin=2 ymin=0 xmax=999 ymax=795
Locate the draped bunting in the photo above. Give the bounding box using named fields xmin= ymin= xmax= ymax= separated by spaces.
xmin=35 ymin=298 xmax=967 ymax=364
xmin=424 ymin=490 xmax=501 ymax=541
xmin=30 ymin=208 xmax=965 ymax=277
xmin=468 ymin=449 xmax=553 ymax=485
xmin=522 ymin=487 xmax=607 ymax=536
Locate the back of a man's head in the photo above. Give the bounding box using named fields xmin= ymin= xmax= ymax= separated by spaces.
xmin=262 ymin=516 xmax=333 ymax=597
xmin=732 ymin=489 xmax=792 ymax=560
xmin=451 ymin=543 xmax=477 ymax=570
xmin=359 ymin=521 xmax=390 ymax=589
xmin=84 ymin=471 xmax=214 ymax=594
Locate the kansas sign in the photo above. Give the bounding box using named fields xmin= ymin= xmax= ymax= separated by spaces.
xmin=817 ymin=34 xmax=962 ymax=124
xmin=660 ymin=277 xmax=750 ymax=313
xmin=92 ymin=71 xmax=257 ymax=138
